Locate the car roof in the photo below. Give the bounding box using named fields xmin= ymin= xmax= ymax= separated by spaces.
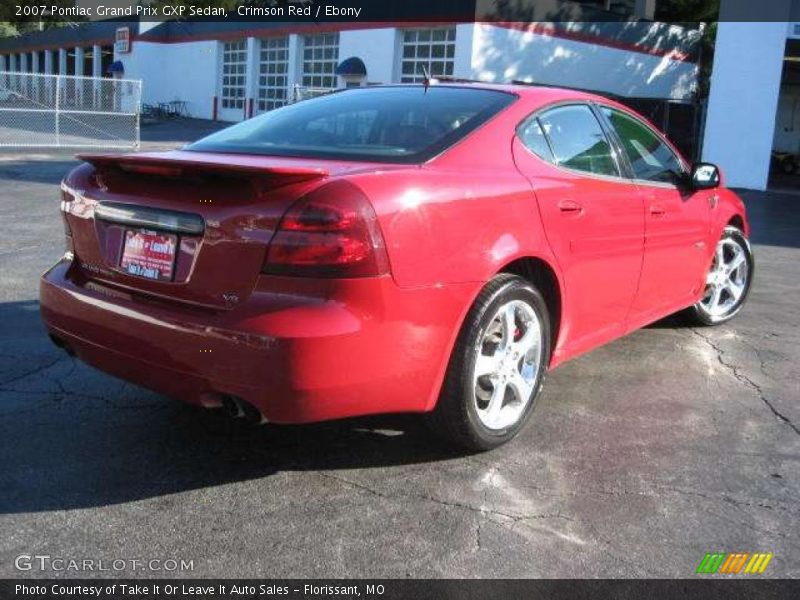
xmin=360 ymin=81 xmax=615 ymax=107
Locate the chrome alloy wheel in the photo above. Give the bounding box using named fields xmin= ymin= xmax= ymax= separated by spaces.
xmin=472 ymin=300 xmax=543 ymax=430
xmin=701 ymin=236 xmax=750 ymax=317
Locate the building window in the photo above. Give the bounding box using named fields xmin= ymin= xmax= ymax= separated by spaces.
xmin=221 ymin=40 xmax=247 ymax=110
xmin=100 ymin=46 xmax=114 ymax=77
xmin=574 ymin=0 xmax=636 ymax=17
xmin=82 ymin=47 xmax=93 ymax=76
xmin=301 ymin=33 xmax=339 ymax=89
xmin=400 ymin=27 xmax=456 ymax=83
xmin=257 ymin=37 xmax=289 ymax=112
xmin=66 ymin=49 xmax=76 ymax=75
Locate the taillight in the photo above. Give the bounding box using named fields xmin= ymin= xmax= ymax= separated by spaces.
xmin=264 ymin=181 xmax=389 ymax=278
xmin=60 ymin=187 xmax=73 ymax=240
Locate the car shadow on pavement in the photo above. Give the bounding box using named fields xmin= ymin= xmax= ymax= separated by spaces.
xmin=0 ymin=299 xmax=467 ymax=515
xmin=0 ymin=403 xmax=464 ymax=515
xmin=645 ymin=314 xmax=688 ymax=329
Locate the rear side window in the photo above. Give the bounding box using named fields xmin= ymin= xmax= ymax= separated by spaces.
xmin=518 ymin=117 xmax=554 ymax=162
xmin=536 ymin=105 xmax=619 ymax=177
xmin=601 ymin=107 xmax=685 ymax=184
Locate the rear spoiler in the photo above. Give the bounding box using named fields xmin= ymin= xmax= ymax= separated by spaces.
xmin=77 ymin=152 xmax=329 ymax=184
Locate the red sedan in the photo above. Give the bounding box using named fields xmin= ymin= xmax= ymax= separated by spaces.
xmin=40 ymin=84 xmax=753 ymax=450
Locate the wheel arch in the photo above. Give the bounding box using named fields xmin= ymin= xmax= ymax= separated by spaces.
xmin=498 ymin=256 xmax=563 ymax=360
xmin=713 ymin=189 xmax=749 ymax=238
xmin=727 ymin=214 xmax=745 ymax=233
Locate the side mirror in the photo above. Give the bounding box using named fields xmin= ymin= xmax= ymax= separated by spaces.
xmin=690 ymin=162 xmax=721 ymax=190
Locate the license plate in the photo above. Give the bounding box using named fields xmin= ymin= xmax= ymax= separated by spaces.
xmin=120 ymin=229 xmax=177 ymax=281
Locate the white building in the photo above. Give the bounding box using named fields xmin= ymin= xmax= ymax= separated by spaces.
xmin=111 ymin=20 xmax=700 ymax=122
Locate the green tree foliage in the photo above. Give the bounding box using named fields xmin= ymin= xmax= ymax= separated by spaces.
xmin=0 ymin=1 xmax=77 ymax=38
xmin=145 ymin=0 xmax=241 ymax=14
xmin=655 ymin=0 xmax=720 ymax=99
xmin=655 ymin=0 xmax=720 ymax=22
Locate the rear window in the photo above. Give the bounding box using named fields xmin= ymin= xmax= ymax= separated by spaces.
xmin=186 ymin=86 xmax=516 ymax=163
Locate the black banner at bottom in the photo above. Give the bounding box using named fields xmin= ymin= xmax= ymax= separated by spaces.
xmin=2 ymin=579 xmax=799 ymax=600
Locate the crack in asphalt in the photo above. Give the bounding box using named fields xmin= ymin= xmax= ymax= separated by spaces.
xmin=315 ymin=471 xmax=573 ymax=525
xmin=0 ymin=354 xmax=67 ymax=387
xmin=651 ymin=484 xmax=798 ymax=517
xmin=739 ymin=338 xmax=782 ymax=376
xmin=439 ymin=462 xmax=798 ymax=516
xmin=690 ymin=328 xmax=800 ymax=436
xmin=316 ymin=468 xmax=799 ymax=563
xmin=699 ymin=502 xmax=800 ymax=549
xmin=48 ymin=357 xmax=77 ymax=398
xmin=474 ymin=483 xmax=488 ymax=551
xmin=0 ymin=354 xmax=171 ymax=414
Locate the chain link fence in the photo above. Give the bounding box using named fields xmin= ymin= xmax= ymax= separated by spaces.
xmin=0 ymin=71 xmax=141 ymax=148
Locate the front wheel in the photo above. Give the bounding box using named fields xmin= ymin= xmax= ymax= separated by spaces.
xmin=430 ymin=274 xmax=551 ymax=451
xmin=685 ymin=226 xmax=754 ymax=326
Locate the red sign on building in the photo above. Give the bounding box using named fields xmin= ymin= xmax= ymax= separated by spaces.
xmin=115 ymin=27 xmax=131 ymax=54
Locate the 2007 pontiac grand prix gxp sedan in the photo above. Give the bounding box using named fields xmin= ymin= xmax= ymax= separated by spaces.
xmin=40 ymin=83 xmax=753 ymax=450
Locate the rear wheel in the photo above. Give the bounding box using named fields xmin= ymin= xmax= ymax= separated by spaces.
xmin=431 ymin=274 xmax=550 ymax=451
xmin=685 ymin=226 xmax=753 ymax=326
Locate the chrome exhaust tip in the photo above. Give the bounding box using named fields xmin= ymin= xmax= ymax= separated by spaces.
xmin=220 ymin=395 xmax=244 ymax=418
xmin=240 ymin=400 xmax=268 ymax=425
xmin=216 ymin=394 xmax=267 ymax=424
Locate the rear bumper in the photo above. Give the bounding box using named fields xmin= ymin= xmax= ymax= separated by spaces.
xmin=40 ymin=258 xmax=474 ymax=423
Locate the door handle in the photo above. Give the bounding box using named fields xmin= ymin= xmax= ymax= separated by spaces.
xmin=558 ymin=200 xmax=584 ymax=216
xmin=649 ymin=205 xmax=666 ymax=217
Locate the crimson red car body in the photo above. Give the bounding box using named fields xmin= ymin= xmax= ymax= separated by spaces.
xmin=40 ymin=84 xmax=749 ymax=425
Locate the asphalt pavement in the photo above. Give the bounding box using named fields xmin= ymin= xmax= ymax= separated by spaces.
xmin=0 ymin=119 xmax=797 ymax=578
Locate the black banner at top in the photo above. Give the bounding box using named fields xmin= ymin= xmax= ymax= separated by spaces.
xmin=2 ymin=0 xmax=798 ymax=24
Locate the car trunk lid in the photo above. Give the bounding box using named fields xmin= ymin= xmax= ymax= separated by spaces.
xmin=65 ymin=151 xmax=380 ymax=310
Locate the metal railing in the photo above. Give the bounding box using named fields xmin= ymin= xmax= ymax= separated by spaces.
xmin=0 ymin=71 xmax=142 ymax=149
xmin=290 ymin=84 xmax=335 ymax=104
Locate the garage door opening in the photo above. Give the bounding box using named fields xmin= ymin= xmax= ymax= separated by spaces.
xmin=769 ymin=38 xmax=800 ymax=192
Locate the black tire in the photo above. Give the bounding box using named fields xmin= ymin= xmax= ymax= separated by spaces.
xmin=781 ymin=157 xmax=797 ymax=175
xmin=684 ymin=226 xmax=754 ymax=326
xmin=429 ymin=274 xmax=551 ymax=451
